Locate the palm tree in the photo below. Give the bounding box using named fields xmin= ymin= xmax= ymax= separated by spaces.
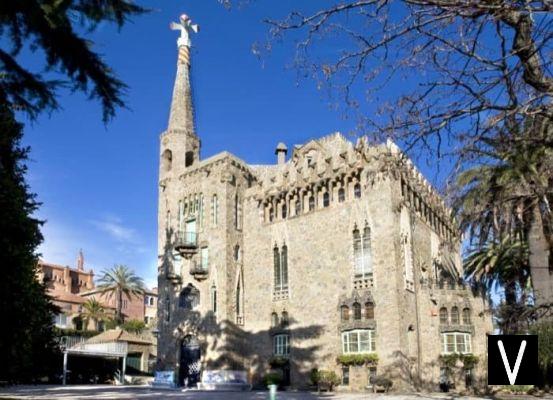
xmin=96 ymin=265 xmax=145 ymax=324
xmin=79 ymin=299 xmax=107 ymax=331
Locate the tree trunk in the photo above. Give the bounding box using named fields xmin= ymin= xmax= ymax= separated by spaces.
xmin=528 ymin=206 xmax=553 ymax=311
xmin=117 ymin=288 xmax=123 ymax=324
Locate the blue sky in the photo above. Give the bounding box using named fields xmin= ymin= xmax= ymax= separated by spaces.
xmin=20 ymin=1 xmax=445 ymax=289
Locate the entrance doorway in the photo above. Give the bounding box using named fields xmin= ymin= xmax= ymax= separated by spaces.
xmin=179 ymin=336 xmax=201 ymax=387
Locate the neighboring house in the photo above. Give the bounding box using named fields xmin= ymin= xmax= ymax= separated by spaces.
xmin=38 ymin=250 xmax=95 ymax=329
xmin=80 ymin=286 xmax=158 ymax=326
xmin=156 ymin=22 xmax=493 ymax=392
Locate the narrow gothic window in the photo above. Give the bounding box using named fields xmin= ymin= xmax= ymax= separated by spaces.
xmin=451 ymin=306 xmax=460 ymax=324
xmin=282 ymin=204 xmax=287 ymax=219
xmin=165 ymin=295 xmax=170 ymax=322
xmin=236 ymin=280 xmax=242 ymax=316
xmin=365 ymin=302 xmax=374 ymax=319
xmin=162 ymin=149 xmax=172 ymax=171
xmin=185 ymin=151 xmax=194 ymax=167
xmin=179 ymin=284 xmax=200 ymax=309
xmin=462 ymin=308 xmax=471 ymax=325
xmin=338 ymin=187 xmax=345 ymax=202
xmin=281 ymin=311 xmax=289 ymax=326
xmin=341 ymin=305 xmax=350 ymax=321
xmin=323 ymin=192 xmax=330 ymax=207
xmin=234 ymin=245 xmax=240 ymax=262
xmin=353 ymin=302 xmax=362 ymax=320
xmin=308 ymin=195 xmax=315 ymax=211
xmin=199 ymin=194 xmax=204 ymax=228
xmin=211 ymin=194 xmax=218 ymax=227
xmin=439 ymin=307 xmax=448 ymax=325
xmin=354 ymin=183 xmax=361 ymax=198
xmin=200 ymin=247 xmax=209 ymax=270
xmin=178 ymin=200 xmax=184 ymax=234
xmin=211 ymin=284 xmax=217 ymax=315
xmin=274 ymin=244 xmax=289 ymax=292
xmin=269 ymin=206 xmax=274 ymax=222
xmin=271 ymin=312 xmax=279 ymax=327
xmin=295 ymin=199 xmax=301 ymax=216
xmin=353 ymin=225 xmax=372 ymax=277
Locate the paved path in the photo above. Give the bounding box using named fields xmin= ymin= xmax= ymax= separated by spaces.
xmin=0 ymin=385 xmax=493 ymax=400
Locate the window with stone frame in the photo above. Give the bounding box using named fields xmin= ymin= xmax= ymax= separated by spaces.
xmin=353 ymin=302 xmax=362 ymax=320
xmin=165 ymin=295 xmax=170 ymax=322
xmin=295 ymin=199 xmax=301 ymax=216
xmin=274 ymin=244 xmax=289 ymax=294
xmin=441 ymin=332 xmax=472 ymax=354
xmin=338 ymin=187 xmax=345 ymax=202
xmin=341 ymin=305 xmax=350 ymax=321
xmin=365 ymin=302 xmax=374 ymax=319
xmin=323 ymin=192 xmax=330 ymax=207
xmin=236 ymin=279 xmax=242 ymax=317
xmin=234 ymin=193 xmax=242 ymax=230
xmin=281 ymin=311 xmax=289 ymax=326
xmin=462 ymin=308 xmax=471 ymax=325
xmin=271 ymin=312 xmax=279 ymax=327
xmin=353 ymin=224 xmax=373 ymax=278
xmin=211 ymin=194 xmax=218 ymax=227
xmin=439 ymin=307 xmax=449 ymax=325
xmin=200 ymin=247 xmax=209 ymax=270
xmin=354 ymin=183 xmax=362 ymax=198
xmin=450 ymin=306 xmax=460 ymax=324
xmin=282 ymin=204 xmax=287 ymax=219
xmin=308 ymin=195 xmax=315 ymax=211
xmin=211 ymin=284 xmax=217 ymax=315
xmin=342 ymin=329 xmax=376 ymax=354
xmin=342 ymin=366 xmax=350 ymax=386
xmin=199 ymin=193 xmax=204 ymax=228
xmin=273 ymin=334 xmax=290 ymax=356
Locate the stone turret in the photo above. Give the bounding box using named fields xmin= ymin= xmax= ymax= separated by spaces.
xmin=160 ymin=14 xmax=200 ymax=179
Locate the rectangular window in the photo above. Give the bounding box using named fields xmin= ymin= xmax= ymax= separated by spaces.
xmin=274 ymin=245 xmax=288 ymax=292
xmin=211 ymin=285 xmax=217 ymax=315
xmin=273 ymin=334 xmax=290 ymax=356
xmin=441 ymin=332 xmax=472 ymax=354
xmin=201 ymin=247 xmax=209 ymax=270
xmin=341 ymin=329 xmax=376 ymax=354
xmin=199 ymin=194 xmax=204 ymax=228
xmin=342 ymin=366 xmax=349 ymax=386
xmin=354 ymin=226 xmax=372 ymax=277
xmin=211 ymin=195 xmax=218 ymax=227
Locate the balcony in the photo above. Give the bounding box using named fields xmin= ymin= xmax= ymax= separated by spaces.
xmin=190 ymin=263 xmax=209 ymax=281
xmin=165 ymin=268 xmax=182 ymax=284
xmin=174 ymin=231 xmax=198 ymax=258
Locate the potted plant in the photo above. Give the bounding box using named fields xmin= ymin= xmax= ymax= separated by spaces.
xmin=264 ymin=372 xmax=283 ymax=400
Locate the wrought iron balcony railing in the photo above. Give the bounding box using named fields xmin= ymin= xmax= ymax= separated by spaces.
xmin=174 ymin=231 xmax=198 ymax=258
xmin=190 ymin=263 xmax=209 ymax=280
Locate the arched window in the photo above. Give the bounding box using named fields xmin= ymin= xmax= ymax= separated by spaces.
xmin=308 ymin=195 xmax=315 ymax=211
xmin=353 ymin=224 xmax=372 ymax=277
xmin=274 ymin=244 xmax=289 ymax=292
xmin=282 ymin=204 xmax=287 ymax=219
xmin=439 ymin=307 xmax=448 ymax=325
xmin=236 ymin=280 xmax=242 ymax=316
xmin=462 ymin=308 xmax=471 ymax=325
xmin=185 ymin=151 xmax=194 ymax=167
xmin=179 ymin=284 xmax=200 ymax=309
xmin=450 ymin=306 xmax=460 ymax=324
xmin=354 ymin=183 xmax=362 ymax=198
xmin=365 ymin=302 xmax=374 ymax=319
xmin=281 ymin=311 xmax=289 ymax=326
xmin=211 ymin=284 xmax=217 ymax=315
xmin=353 ymin=302 xmax=362 ymax=320
xmin=165 ymin=295 xmax=170 ymax=322
xmin=162 ymin=149 xmax=172 ymax=172
xmin=338 ymin=187 xmax=345 ymax=202
xmin=295 ymin=199 xmax=301 ymax=216
xmin=211 ymin=194 xmax=218 ymax=227
xmin=271 ymin=312 xmax=279 ymax=327
xmin=341 ymin=305 xmax=350 ymax=321
xmin=323 ymin=192 xmax=330 ymax=207
xmin=269 ymin=206 xmax=274 ymax=222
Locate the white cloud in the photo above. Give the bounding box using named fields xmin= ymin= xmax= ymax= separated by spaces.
xmin=91 ymin=216 xmax=136 ymax=242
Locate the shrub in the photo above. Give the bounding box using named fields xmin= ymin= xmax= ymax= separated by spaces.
xmin=317 ymin=370 xmax=340 ymax=387
xmin=263 ymin=372 xmax=283 ymax=386
xmin=370 ymin=375 xmax=393 ymax=391
xmin=336 ymin=353 xmax=379 ymax=366
xmin=505 ymin=385 xmax=534 ymax=394
xmin=309 ymin=368 xmax=319 ymax=385
xmin=268 ymin=356 xmax=289 ymax=368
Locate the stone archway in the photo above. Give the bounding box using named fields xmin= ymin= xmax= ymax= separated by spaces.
xmin=179 ymin=335 xmax=201 ymax=387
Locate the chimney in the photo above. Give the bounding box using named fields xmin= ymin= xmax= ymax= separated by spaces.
xmin=275 ymin=142 xmax=288 ymax=165
xmin=77 ymin=249 xmax=84 ymax=271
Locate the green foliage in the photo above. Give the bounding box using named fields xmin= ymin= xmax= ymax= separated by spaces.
xmin=54 ymin=328 xmax=100 ymax=338
xmin=97 ymin=265 xmax=145 ymax=324
xmin=263 ymin=372 xmax=283 ymax=386
xmin=0 ymin=102 xmax=60 ymax=383
xmin=79 ymin=298 xmax=107 ymax=331
xmin=121 ymin=319 xmax=146 ymax=334
xmin=529 ymin=321 xmax=553 ymax=371
xmin=504 ymin=385 xmax=534 ymax=394
xmin=459 ymin=353 xmax=479 ymax=369
xmin=0 ymin=0 xmax=148 ymax=121
xmin=439 ymin=353 xmax=479 ymax=369
xmin=336 ymin=353 xmax=379 ymax=366
xmin=439 ymin=354 xmax=460 ymax=368
xmin=268 ymin=356 xmax=289 ymax=368
xmin=370 ymin=375 xmax=393 ymax=390
xmin=309 ymin=368 xmax=319 ymax=385
xmin=316 ymin=370 xmax=340 ymax=387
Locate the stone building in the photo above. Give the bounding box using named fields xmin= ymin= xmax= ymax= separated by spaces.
xmin=156 ymin=14 xmax=492 ymax=391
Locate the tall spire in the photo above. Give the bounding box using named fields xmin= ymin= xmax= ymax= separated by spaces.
xmin=168 ymin=14 xmax=199 ymax=134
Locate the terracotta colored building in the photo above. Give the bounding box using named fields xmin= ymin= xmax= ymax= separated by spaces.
xmin=37 ymin=250 xmax=95 ymax=329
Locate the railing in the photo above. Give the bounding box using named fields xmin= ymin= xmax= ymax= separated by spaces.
xmin=60 ymin=336 xmax=127 ymax=357
xmin=175 ymin=231 xmax=197 ymax=247
xmin=190 ymin=263 xmax=209 ymax=280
